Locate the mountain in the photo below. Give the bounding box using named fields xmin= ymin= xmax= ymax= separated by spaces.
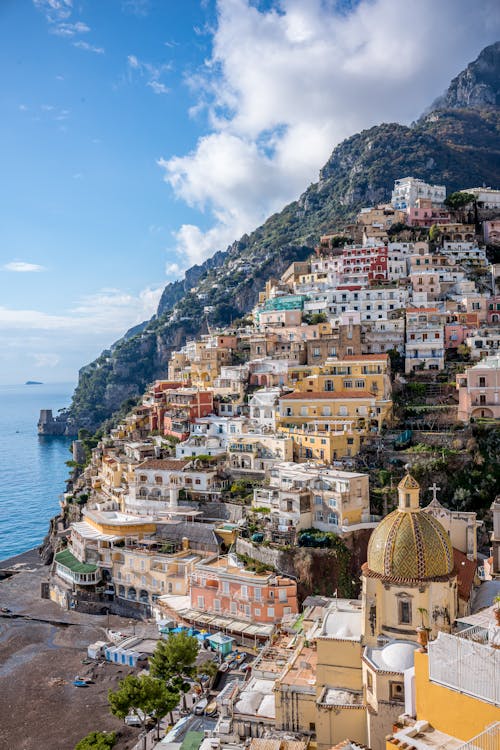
xmin=65 ymin=43 xmax=500 ymax=434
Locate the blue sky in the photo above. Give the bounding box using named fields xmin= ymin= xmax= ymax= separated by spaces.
xmin=1 ymin=0 xmax=499 ymax=384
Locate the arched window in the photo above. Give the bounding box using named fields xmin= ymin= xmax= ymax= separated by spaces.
xmin=128 ymin=587 xmax=137 ymax=601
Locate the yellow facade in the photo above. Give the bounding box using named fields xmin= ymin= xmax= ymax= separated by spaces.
xmin=113 ymin=547 xmax=200 ymax=600
xmin=85 ymin=514 xmax=157 ymax=539
xmin=412 ymin=651 xmax=500 ymax=742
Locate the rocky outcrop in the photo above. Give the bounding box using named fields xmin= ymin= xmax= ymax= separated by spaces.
xmin=431 ymin=41 xmax=500 ymax=111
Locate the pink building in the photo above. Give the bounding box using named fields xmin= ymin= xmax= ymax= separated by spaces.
xmin=457 ymin=354 xmax=500 ymax=421
xmin=445 ymin=323 xmax=470 ymax=350
xmin=484 ymin=219 xmax=500 ymax=245
xmin=487 ymin=295 xmax=500 ymax=324
xmin=190 ymin=556 xmax=298 ymax=625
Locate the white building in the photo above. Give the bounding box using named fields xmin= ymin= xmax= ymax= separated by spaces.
xmin=391 ymin=177 xmax=446 ymax=210
xmin=304 ymin=286 xmax=408 ymax=323
xmin=248 ymin=388 xmax=281 ymax=430
xmin=461 ymin=187 xmax=500 ymax=210
xmin=405 ymin=308 xmax=446 ymax=373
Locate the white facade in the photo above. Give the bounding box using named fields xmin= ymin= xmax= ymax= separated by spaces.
xmin=304 ymin=286 xmax=408 ymax=323
xmin=391 ymin=177 xmax=446 ymax=210
xmin=248 ymin=388 xmax=281 ymax=430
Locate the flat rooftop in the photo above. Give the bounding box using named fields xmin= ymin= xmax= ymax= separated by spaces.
xmin=390 ymin=720 xmax=464 ymax=750
xmin=280 ymin=644 xmax=316 ymax=688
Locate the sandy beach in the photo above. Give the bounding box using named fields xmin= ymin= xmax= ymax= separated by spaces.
xmin=0 ymin=549 xmax=149 ymax=750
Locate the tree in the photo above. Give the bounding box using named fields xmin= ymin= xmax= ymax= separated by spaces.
xmin=444 ymin=191 xmax=476 ymax=210
xmin=108 ymin=674 xmax=179 ymax=741
xmin=150 ymin=631 xmax=199 ymax=708
xmin=195 ymin=659 xmax=219 ymax=693
xmin=74 ymin=732 xmax=116 ymax=750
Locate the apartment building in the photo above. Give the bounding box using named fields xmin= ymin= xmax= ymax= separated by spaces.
xmin=405 ymin=308 xmax=446 ymax=372
xmin=456 ymin=353 xmax=500 ymax=420
xmin=391 ymin=176 xmax=446 ymax=210
xmin=228 ymin=433 xmax=293 ymax=475
xmin=190 ymin=556 xmax=298 ymax=624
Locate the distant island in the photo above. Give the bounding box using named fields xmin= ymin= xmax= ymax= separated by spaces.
xmin=25 ymin=381 xmax=43 ymax=385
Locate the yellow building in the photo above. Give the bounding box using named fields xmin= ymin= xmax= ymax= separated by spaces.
xmin=112 ymin=542 xmax=201 ymax=606
xmin=277 ymin=390 xmax=385 ymax=462
xmin=386 ymin=634 xmax=500 ymax=749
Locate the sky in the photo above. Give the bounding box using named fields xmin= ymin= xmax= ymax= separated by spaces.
xmin=0 ymin=0 xmax=499 ymax=385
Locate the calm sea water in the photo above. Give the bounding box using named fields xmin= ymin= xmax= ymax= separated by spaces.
xmin=0 ymin=382 xmax=75 ymax=561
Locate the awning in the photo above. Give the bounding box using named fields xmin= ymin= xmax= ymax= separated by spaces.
xmin=55 ymin=548 xmax=98 ymax=574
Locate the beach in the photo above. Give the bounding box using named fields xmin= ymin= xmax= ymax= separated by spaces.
xmin=0 ymin=549 xmax=151 ymax=750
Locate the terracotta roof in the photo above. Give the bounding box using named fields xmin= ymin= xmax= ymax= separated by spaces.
xmin=280 ymin=391 xmax=375 ymax=400
xmin=137 ymin=458 xmax=192 ymax=470
xmin=453 ymin=548 xmax=477 ymax=602
xmin=361 ymin=561 xmax=454 ymax=585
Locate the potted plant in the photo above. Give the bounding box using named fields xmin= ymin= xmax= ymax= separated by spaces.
xmin=417 ymin=607 xmax=431 ymax=651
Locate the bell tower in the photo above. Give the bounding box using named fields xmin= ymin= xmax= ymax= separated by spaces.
xmin=398 ymin=471 xmax=420 ymax=512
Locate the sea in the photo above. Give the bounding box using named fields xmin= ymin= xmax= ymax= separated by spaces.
xmin=0 ymin=382 xmax=75 ymax=561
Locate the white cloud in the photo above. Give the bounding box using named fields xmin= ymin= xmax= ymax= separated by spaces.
xmin=147 ymin=81 xmax=170 ymax=95
xmin=159 ymin=0 xmax=500 ymax=272
xmin=50 ymin=20 xmax=90 ymax=37
xmin=0 ymin=286 xmax=162 ymax=335
xmin=4 ymin=261 xmax=46 ymax=273
xmin=33 ymin=0 xmax=73 ymax=23
xmin=73 ymin=40 xmax=105 ymax=54
xmin=127 ymin=54 xmax=171 ymax=93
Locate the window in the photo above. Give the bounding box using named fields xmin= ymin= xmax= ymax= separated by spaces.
xmin=255 ymin=608 xmax=261 ymax=616
xmin=344 ymin=380 xmax=353 ymax=389
xmin=267 ymin=607 xmax=275 ymax=618
xmin=322 ymin=406 xmax=331 ymax=416
xmin=405 ymin=493 xmax=411 ymax=508
xmin=366 ymin=671 xmax=373 ymax=692
xmin=213 ymin=599 xmax=221 ymax=612
xmin=390 ymin=681 xmax=405 ymax=702
xmin=399 ymin=599 xmax=412 ymax=624
xmin=328 ymin=513 xmax=338 ymax=526
xmin=197 ymin=595 xmax=205 ymax=608
xmin=222 ymin=580 xmax=230 ymax=595
xmin=241 ymin=584 xmax=248 ymax=599
xmin=230 ymin=601 xmax=237 ymax=614
xmin=314 ymin=495 xmax=322 ymax=505
xmin=300 ymin=406 xmax=308 ymax=416
xmin=155 ymin=476 xmax=163 ymax=485
xmin=355 ymin=380 xmax=365 ymax=388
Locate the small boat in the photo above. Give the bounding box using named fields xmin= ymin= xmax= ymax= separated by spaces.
xmin=219 ymin=661 xmax=229 ymax=673
xmin=205 ymin=700 xmax=218 ymax=717
xmin=73 ymin=680 xmax=90 ymax=687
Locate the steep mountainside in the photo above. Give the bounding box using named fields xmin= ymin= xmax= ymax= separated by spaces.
xmin=66 ymin=43 xmax=500 ymax=434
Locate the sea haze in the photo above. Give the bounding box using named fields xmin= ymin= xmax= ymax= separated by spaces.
xmin=0 ymin=383 xmax=74 ymax=560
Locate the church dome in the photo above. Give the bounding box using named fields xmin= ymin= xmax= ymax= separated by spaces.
xmin=366 ymin=474 xmax=454 ymax=581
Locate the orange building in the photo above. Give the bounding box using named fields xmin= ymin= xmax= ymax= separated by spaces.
xmin=190 ymin=556 xmax=298 ymax=625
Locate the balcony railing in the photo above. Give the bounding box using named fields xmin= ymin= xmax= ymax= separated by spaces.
xmin=456 ymin=723 xmax=499 ymax=750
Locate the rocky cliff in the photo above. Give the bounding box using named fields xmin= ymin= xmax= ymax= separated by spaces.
xmin=65 ymin=43 xmax=500 ymax=434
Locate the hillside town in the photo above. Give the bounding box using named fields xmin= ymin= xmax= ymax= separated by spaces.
xmin=46 ymin=178 xmax=500 ymax=750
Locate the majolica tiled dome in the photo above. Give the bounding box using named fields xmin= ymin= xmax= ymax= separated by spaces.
xmin=367 ymin=474 xmax=454 ymax=581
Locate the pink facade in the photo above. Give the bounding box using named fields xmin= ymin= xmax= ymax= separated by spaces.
xmin=484 ymin=220 xmax=500 ymax=244
xmin=487 ymin=296 xmax=500 ymax=324
xmin=190 ymin=557 xmax=298 ymax=624
xmin=445 ymin=324 xmax=470 ymax=349
xmin=407 ymin=206 xmax=451 ymax=228
xmin=457 ymin=355 xmax=500 ymax=421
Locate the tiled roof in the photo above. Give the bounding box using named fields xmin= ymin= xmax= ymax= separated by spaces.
xmin=137 ymin=458 xmax=192 ymax=470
